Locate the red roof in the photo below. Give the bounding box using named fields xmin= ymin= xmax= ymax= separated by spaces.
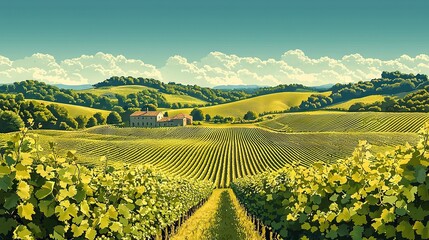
xmin=171 ymin=113 xmax=193 ymax=120
xmin=130 ymin=111 xmax=162 ymax=117
xmin=158 ymin=117 xmax=171 ymax=122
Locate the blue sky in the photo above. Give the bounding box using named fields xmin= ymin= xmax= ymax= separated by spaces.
xmin=1 ymin=0 xmax=428 ymax=66
xmin=1 ymin=0 xmax=429 ymax=86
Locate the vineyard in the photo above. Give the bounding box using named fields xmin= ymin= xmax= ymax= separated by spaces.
xmin=0 ymin=125 xmax=415 ymax=188
xmin=259 ymin=111 xmax=429 ymax=133
xmin=232 ymin=123 xmax=429 ymax=239
xmin=0 ymin=128 xmax=213 ymax=239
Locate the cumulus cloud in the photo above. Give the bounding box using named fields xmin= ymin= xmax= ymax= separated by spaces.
xmin=0 ymin=52 xmax=162 ymax=85
xmin=0 ymin=50 xmax=429 ymax=87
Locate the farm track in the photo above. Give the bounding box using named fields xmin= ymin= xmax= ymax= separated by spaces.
xmin=26 ymin=125 xmax=419 ymax=188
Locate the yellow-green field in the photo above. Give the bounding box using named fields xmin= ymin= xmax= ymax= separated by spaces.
xmin=166 ymin=92 xmax=329 ymax=118
xmin=325 ymin=95 xmax=385 ymax=110
xmin=77 ymin=85 xmax=157 ymax=96
xmin=259 ymin=111 xmax=429 ymax=132
xmin=0 ymin=121 xmax=417 ymax=188
xmin=27 ymin=99 xmax=110 ymax=118
xmin=77 ymin=85 xmax=207 ymax=105
xmin=162 ymin=94 xmax=207 ymax=105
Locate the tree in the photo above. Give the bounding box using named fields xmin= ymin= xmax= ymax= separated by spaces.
xmin=107 ymin=111 xmax=122 ymax=124
xmin=93 ymin=112 xmax=106 ymax=125
xmin=75 ymin=115 xmax=88 ymax=129
xmin=113 ymin=106 xmax=125 ymax=114
xmin=205 ymin=114 xmax=211 ymax=122
xmin=164 ymin=112 xmax=169 ymax=117
xmin=0 ymin=110 xmax=24 ymax=133
xmin=190 ymin=108 xmax=204 ymax=121
xmin=142 ymin=104 xmax=157 ymax=111
xmin=86 ymin=117 xmax=97 ymax=128
xmin=243 ymin=111 xmax=257 ymax=120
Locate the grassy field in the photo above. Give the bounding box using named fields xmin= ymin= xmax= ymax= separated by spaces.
xmin=77 ymin=85 xmax=207 ymax=105
xmin=258 ymin=111 xmax=429 ymax=133
xmin=77 ymin=85 xmax=157 ymax=96
xmin=0 ymin=123 xmax=417 ymax=188
xmin=166 ymin=92 xmax=329 ymax=118
xmin=325 ymin=95 xmax=385 ymax=110
xmin=172 ymin=189 xmax=262 ymax=240
xmin=27 ymin=99 xmax=110 ymax=118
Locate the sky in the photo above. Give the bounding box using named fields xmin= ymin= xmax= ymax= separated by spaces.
xmin=0 ymin=0 xmax=429 ymax=86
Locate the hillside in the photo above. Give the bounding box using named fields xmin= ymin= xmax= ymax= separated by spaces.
xmin=78 ymin=85 xmax=208 ymax=105
xmin=166 ymin=92 xmax=329 ymax=118
xmin=1 ymin=124 xmax=415 ymax=187
xmin=259 ymin=111 xmax=429 ymax=132
xmin=325 ymin=95 xmax=385 ymax=110
xmin=28 ymin=99 xmax=110 ymax=118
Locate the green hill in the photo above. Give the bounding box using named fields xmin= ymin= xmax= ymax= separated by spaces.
xmin=259 ymin=111 xmax=429 ymax=133
xmin=325 ymin=95 xmax=385 ymax=110
xmin=166 ymin=92 xmax=329 ymax=118
xmin=28 ymin=99 xmax=110 ymax=118
xmin=77 ymin=85 xmax=208 ymax=105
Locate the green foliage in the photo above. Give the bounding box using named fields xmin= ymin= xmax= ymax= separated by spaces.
xmin=0 ymin=127 xmax=213 ymax=239
xmin=191 ymin=108 xmax=204 ymax=121
xmin=0 ymin=110 xmax=24 ymax=133
xmin=93 ymin=112 xmax=105 ymax=125
xmin=349 ymin=86 xmax=429 ymax=112
xmin=74 ymin=115 xmax=88 ymax=129
xmin=86 ymin=117 xmax=97 ymax=128
xmin=243 ymin=111 xmax=257 ymax=120
xmin=107 ymin=111 xmax=122 ymax=124
xmin=232 ymin=122 xmax=429 ymax=239
xmin=293 ymin=71 xmax=429 ymax=112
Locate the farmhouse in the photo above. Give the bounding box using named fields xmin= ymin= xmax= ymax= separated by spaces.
xmin=130 ymin=110 xmax=193 ymax=127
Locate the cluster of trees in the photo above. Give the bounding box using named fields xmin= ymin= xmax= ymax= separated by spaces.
xmin=0 ymin=80 xmax=115 ymax=109
xmin=0 ymin=93 xmax=121 ymax=133
xmin=94 ymin=77 xmax=320 ymax=106
xmin=349 ymin=86 xmax=429 ymax=112
xmin=253 ymin=84 xmax=313 ymax=95
xmin=291 ymin=71 xmax=429 ymax=112
xmin=94 ymin=76 xmax=250 ymax=105
xmin=189 ymin=108 xmax=258 ymax=124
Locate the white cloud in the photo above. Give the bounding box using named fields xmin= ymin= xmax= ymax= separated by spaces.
xmin=0 ymin=50 xmax=428 ymax=87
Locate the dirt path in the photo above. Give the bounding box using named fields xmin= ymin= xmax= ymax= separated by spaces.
xmin=172 ymin=189 xmax=263 ymax=240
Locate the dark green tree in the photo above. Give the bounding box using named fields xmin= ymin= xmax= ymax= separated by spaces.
xmin=190 ymin=108 xmax=204 ymax=121
xmin=205 ymin=114 xmax=211 ymax=122
xmin=93 ymin=112 xmax=106 ymax=125
xmin=86 ymin=117 xmax=97 ymax=128
xmin=243 ymin=111 xmax=257 ymax=120
xmin=0 ymin=110 xmax=25 ymax=133
xmin=107 ymin=111 xmax=122 ymax=124
xmin=75 ymin=115 xmax=88 ymax=129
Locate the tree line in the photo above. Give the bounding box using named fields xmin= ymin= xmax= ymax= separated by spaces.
xmin=290 ymin=71 xmax=429 ymax=112
xmin=349 ymin=85 xmax=429 ymax=112
xmin=0 ymin=93 xmax=122 ymax=133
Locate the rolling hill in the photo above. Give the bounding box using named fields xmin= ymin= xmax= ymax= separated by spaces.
xmin=166 ymin=92 xmax=330 ymax=118
xmin=27 ymin=99 xmax=111 ymax=118
xmin=259 ymin=111 xmax=429 ymax=133
xmin=77 ymin=85 xmax=208 ymax=105
xmin=0 ymin=125 xmax=416 ymax=188
xmin=325 ymin=95 xmax=385 ymax=110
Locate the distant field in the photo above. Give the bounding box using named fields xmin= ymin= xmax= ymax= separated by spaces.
xmin=167 ymin=92 xmax=329 ymax=118
xmin=162 ymin=94 xmax=207 ymax=105
xmin=326 ymin=95 xmax=385 ymax=110
xmin=259 ymin=111 xmax=429 ymax=133
xmin=77 ymin=85 xmax=207 ymax=105
xmin=77 ymin=85 xmax=157 ymax=96
xmin=27 ymin=99 xmax=110 ymax=118
xmin=0 ymin=125 xmax=416 ymax=188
